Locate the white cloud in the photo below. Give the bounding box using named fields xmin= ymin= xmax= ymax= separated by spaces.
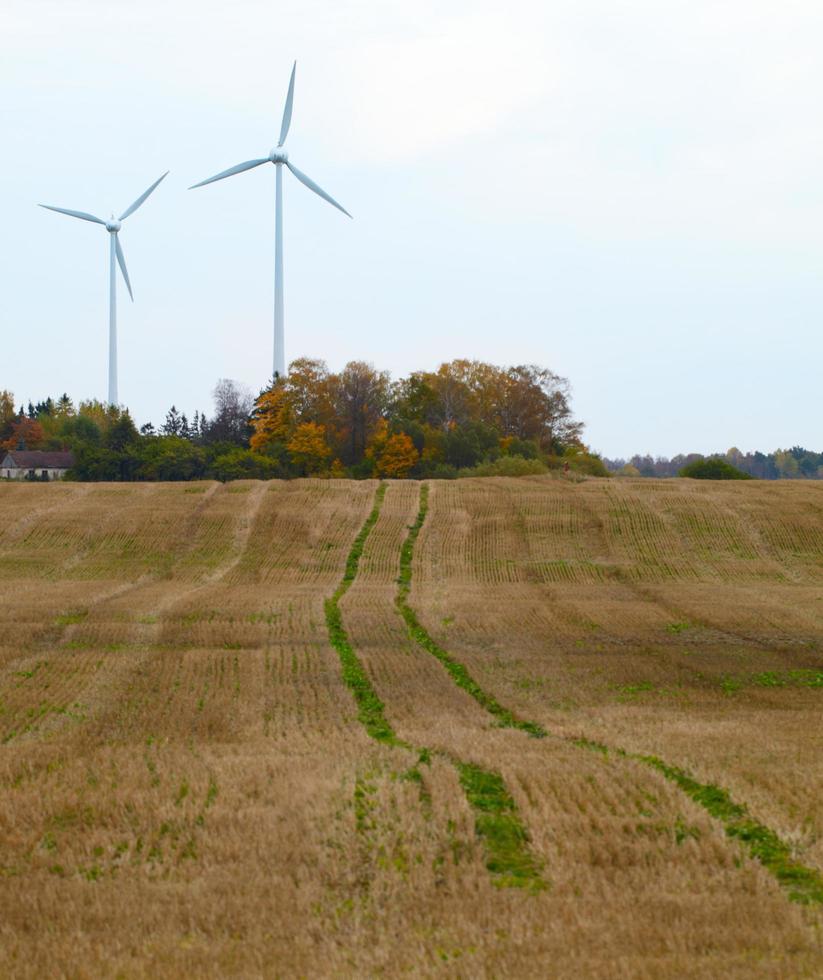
xmin=321 ymin=9 xmax=553 ymax=162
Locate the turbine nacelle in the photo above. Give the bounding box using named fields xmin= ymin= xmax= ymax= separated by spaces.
xmin=105 ymin=219 xmax=122 ymax=233
xmin=269 ymin=148 xmax=289 ymax=164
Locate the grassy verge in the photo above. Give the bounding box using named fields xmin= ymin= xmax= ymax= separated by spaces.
xmin=397 ymin=484 xmax=545 ymax=739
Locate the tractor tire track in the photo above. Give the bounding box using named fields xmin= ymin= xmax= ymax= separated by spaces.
xmin=398 ymin=481 xmax=823 ymax=908
xmin=325 ymin=482 xmax=545 ymax=890
xmin=1 ymin=482 xmax=262 ymax=744
xmin=0 ymin=483 xmax=93 ymax=545
xmin=83 ymin=480 xmax=270 ymax=740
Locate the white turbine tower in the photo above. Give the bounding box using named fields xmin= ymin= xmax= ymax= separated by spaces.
xmin=40 ymin=172 xmax=169 ymax=406
xmin=190 ymin=62 xmax=351 ymax=380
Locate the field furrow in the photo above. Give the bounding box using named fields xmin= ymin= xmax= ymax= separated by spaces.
xmin=1 ymin=476 xmax=822 ymax=977
xmin=411 ymin=478 xmax=823 ymax=881
xmin=338 ymin=481 xmax=822 ymax=967
xmin=330 ymin=481 xmax=545 ymax=889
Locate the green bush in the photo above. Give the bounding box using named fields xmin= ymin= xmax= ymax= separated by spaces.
xmin=208 ymin=449 xmax=283 ymax=481
xmin=460 ymin=456 xmax=548 ymax=478
xmin=502 ymin=437 xmax=539 ymax=460
xmin=136 ymin=437 xmax=207 ymax=481
xmin=679 ymin=458 xmax=752 ymax=480
xmin=413 ymin=460 xmax=459 ymax=480
xmin=443 ymin=422 xmax=500 ymax=469
xmin=567 ymin=452 xmax=610 ymax=477
xmin=349 ymin=457 xmax=376 ymax=480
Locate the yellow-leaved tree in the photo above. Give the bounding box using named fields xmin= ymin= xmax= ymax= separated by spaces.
xmin=250 ymin=384 xmax=293 ymax=452
xmin=287 ymin=422 xmax=330 ymax=475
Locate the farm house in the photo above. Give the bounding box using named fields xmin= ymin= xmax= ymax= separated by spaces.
xmin=1 ymin=449 xmax=74 ymax=480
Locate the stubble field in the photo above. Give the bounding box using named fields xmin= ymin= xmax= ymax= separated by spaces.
xmin=1 ymin=475 xmax=822 ymax=978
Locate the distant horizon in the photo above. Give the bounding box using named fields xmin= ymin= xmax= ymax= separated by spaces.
xmin=4 ymin=374 xmax=820 ymax=465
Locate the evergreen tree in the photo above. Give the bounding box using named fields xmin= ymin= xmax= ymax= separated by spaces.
xmin=162 ymin=406 xmax=182 ymax=437
xmin=56 ymin=394 xmax=74 ymax=417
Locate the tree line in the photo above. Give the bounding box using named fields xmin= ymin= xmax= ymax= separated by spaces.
xmin=604 ymin=447 xmax=823 ymax=480
xmin=1 ymin=359 xmax=608 ymax=481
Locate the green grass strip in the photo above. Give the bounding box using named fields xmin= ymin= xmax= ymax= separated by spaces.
xmin=456 ymin=762 xmax=546 ymax=890
xmin=326 ymin=482 xmax=545 ymax=890
xmin=397 ymin=484 xmax=546 ymax=739
xmin=325 ymin=483 xmax=402 ymax=746
xmin=640 ymin=754 xmax=823 ymax=905
xmin=572 ymin=736 xmax=823 ymax=906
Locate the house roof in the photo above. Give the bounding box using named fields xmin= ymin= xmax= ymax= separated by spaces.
xmin=2 ymin=450 xmax=75 ymax=469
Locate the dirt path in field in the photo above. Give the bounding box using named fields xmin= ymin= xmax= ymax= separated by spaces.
xmin=134 ymin=480 xmax=268 ymax=629
xmin=19 ymin=481 xmax=225 ymax=650
xmin=63 ymin=481 xmax=222 ymax=577
xmin=81 ymin=483 xmax=270 ymax=729
xmin=0 ymin=483 xmax=93 ymax=544
xmin=2 ymin=482 xmax=267 ymax=744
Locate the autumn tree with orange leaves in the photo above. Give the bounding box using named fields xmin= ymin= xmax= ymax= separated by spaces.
xmin=2 ymin=416 xmax=44 ymax=451
xmin=375 ymin=433 xmax=418 ymax=478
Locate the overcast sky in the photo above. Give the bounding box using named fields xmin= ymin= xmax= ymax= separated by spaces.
xmin=2 ymin=0 xmax=821 ymax=457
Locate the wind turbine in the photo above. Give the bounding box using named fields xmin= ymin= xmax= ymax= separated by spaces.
xmin=40 ymin=172 xmax=168 ymax=406
xmin=190 ymin=62 xmax=351 ymax=380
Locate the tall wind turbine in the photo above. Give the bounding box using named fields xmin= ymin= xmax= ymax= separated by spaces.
xmin=190 ymin=62 xmax=351 ymax=380
xmin=40 ymin=172 xmax=168 ymax=406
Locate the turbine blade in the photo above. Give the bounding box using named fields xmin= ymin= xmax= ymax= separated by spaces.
xmin=119 ymin=171 xmax=169 ymax=221
xmin=115 ymin=233 xmax=133 ymax=301
xmin=286 ymin=162 xmax=351 ymax=218
xmin=189 ymin=158 xmax=269 ymax=189
xmin=39 ymin=204 xmax=106 ymax=225
xmin=278 ymin=61 xmax=296 ymax=146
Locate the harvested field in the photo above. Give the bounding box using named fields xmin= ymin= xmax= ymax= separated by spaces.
xmin=1 ymin=476 xmax=822 ymax=977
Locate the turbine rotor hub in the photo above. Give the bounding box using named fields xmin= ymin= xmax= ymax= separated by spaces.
xmin=269 ymin=148 xmax=289 ymax=164
xmin=106 ymin=219 xmax=122 ymax=233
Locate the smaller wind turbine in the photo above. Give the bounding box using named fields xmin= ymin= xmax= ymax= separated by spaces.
xmin=40 ymin=172 xmax=168 ymax=406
